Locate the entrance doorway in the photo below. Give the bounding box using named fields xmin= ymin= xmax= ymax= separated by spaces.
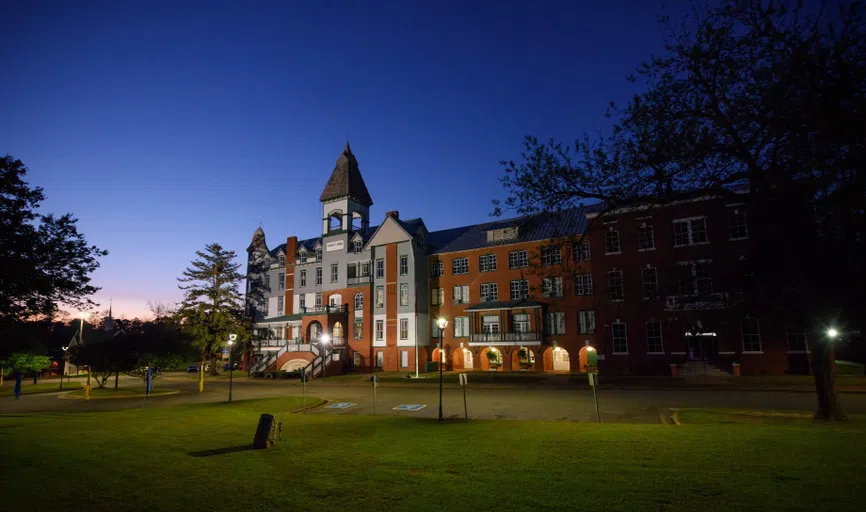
xmin=688 ymin=335 xmax=718 ymax=360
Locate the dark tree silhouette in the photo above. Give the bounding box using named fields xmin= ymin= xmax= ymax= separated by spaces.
xmin=497 ymin=0 xmax=865 ymax=420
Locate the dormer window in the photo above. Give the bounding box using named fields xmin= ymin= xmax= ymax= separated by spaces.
xmin=298 ymin=249 xmax=307 ymax=261
xmin=486 ymin=226 xmax=519 ymax=243
xmin=278 ymin=255 xmax=286 ymax=266
xmin=353 ymin=239 xmax=363 ymax=254
xmin=316 ymin=248 xmax=322 ymax=262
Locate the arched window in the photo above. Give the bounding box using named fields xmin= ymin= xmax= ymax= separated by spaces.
xmin=354 ymin=293 xmax=363 ymax=310
xmin=353 ymin=239 xmax=363 ymax=253
xmin=328 ymin=211 xmax=343 ymax=232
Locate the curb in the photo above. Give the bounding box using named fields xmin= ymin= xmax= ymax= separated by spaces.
xmin=292 ymin=398 xmax=328 ymax=413
xmin=58 ymin=389 xmax=181 ymax=400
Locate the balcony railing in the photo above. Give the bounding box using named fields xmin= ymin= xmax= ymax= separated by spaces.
xmin=665 ymin=293 xmax=728 ymax=311
xmin=347 ymin=275 xmax=371 ymax=285
xmin=300 ymin=304 xmax=349 ymax=315
xmin=469 ymin=332 xmax=543 ymax=344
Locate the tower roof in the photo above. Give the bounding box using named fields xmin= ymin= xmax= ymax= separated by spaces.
xmin=247 ymin=227 xmax=267 ymax=253
xmin=319 ymin=142 xmax=373 ymax=206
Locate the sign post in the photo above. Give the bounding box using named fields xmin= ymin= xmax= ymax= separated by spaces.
xmin=300 ymin=366 xmax=307 ymax=413
xmin=459 ymin=373 xmax=469 ymax=420
xmin=371 ymin=374 xmax=379 ymax=415
xmin=588 ymin=372 xmax=601 ymax=423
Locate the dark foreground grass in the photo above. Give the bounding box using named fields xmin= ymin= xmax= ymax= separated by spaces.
xmin=0 ymin=381 xmax=82 ymax=397
xmin=1 ymin=399 xmax=864 ymax=512
xmin=64 ymin=386 xmax=176 ymax=398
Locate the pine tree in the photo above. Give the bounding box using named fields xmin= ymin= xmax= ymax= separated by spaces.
xmin=176 ymin=243 xmax=247 ymax=382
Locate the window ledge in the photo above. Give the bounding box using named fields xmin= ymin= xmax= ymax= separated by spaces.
xmin=742 ymin=351 xmax=764 ymax=354
xmin=729 ymin=237 xmax=749 ymax=241
xmin=609 ymin=299 xmax=624 ymax=303
xmin=646 ymin=352 xmax=666 ymax=355
xmin=674 ymin=241 xmax=711 ymax=248
xmin=637 ymin=247 xmax=656 ymax=252
xmin=611 ymin=352 xmax=630 ymax=356
xmin=605 ymin=251 xmax=622 ymax=255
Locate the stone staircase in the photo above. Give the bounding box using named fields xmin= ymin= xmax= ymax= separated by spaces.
xmin=678 ymin=361 xmax=731 ymax=377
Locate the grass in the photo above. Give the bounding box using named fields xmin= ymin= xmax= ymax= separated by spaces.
xmin=175 ymin=370 xmax=247 ymax=379
xmin=0 ymin=381 xmax=82 ymax=397
xmin=1 ymin=399 xmax=865 ymax=511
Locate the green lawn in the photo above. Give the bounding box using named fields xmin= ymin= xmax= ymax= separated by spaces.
xmin=1 ymin=399 xmax=864 ymax=511
xmin=0 ymin=381 xmax=81 ymax=397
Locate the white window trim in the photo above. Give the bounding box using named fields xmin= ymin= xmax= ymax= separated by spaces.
xmin=672 ymin=216 xmax=710 ymax=247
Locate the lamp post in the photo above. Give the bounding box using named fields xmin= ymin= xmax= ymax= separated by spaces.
xmin=79 ymin=312 xmax=91 ymax=400
xmin=320 ymin=334 xmax=331 ymax=379
xmin=228 ymin=334 xmax=237 ymax=403
xmin=827 ymin=328 xmax=839 ymax=338
xmin=437 ymin=317 xmax=448 ymax=423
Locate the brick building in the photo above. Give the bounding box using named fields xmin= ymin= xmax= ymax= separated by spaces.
xmin=246 ymin=145 xmax=808 ymax=377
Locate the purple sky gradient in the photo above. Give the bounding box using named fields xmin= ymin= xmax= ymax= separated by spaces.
xmin=1 ymin=0 xmax=686 ymax=319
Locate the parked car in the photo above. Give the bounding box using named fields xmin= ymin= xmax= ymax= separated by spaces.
xmin=223 ymin=362 xmax=242 ymax=371
xmin=186 ymin=365 xmax=199 ymax=373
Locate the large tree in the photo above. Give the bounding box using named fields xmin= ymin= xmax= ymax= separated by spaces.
xmin=498 ymin=0 xmax=865 ymax=420
xmin=176 ymin=243 xmax=248 ymax=382
xmin=0 ymin=156 xmax=106 ymax=363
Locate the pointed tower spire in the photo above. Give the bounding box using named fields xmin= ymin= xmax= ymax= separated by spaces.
xmin=319 ymin=143 xmax=373 ymax=206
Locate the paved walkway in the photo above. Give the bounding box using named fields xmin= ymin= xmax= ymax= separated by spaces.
xmin=3 ymin=376 xmax=866 ymax=423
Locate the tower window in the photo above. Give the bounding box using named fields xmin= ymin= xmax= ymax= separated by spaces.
xmin=328 ymin=212 xmax=343 ymax=232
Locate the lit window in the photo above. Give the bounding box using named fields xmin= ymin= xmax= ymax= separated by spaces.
xmin=400 ymin=318 xmax=409 ymax=340
xmin=482 ymin=315 xmax=500 ymax=334
xmin=354 ymin=293 xmax=363 ymax=310
xmin=453 ymin=317 xmax=469 ymax=337
xmin=431 ymin=288 xmax=444 ymax=305
xmin=399 ymin=284 xmax=408 ymax=306
xmin=376 ymin=286 xmax=384 ymax=307
xmin=353 ymin=318 xmax=363 ymax=340
xmin=453 ymin=285 xmax=470 ymax=304
xmin=430 ymin=260 xmax=443 ymax=277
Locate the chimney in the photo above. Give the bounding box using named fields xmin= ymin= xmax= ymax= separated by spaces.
xmin=386 ymin=210 xmax=399 ymax=220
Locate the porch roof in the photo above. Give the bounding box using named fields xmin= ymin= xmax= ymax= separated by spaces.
xmin=464 ymin=299 xmax=543 ymax=312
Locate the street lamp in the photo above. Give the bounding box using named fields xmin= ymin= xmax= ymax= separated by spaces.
xmin=79 ymin=312 xmax=91 ymax=400
xmin=320 ymin=334 xmax=331 ymax=380
xmin=436 ymin=317 xmax=448 ymax=423
xmin=827 ymin=328 xmax=839 ymax=338
xmin=228 ymin=334 xmax=237 ymax=403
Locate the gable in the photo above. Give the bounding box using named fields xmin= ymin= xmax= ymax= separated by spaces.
xmin=365 ymin=217 xmax=412 ymax=248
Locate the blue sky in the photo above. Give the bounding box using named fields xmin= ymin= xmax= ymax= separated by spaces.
xmin=1 ymin=0 xmax=685 ymax=318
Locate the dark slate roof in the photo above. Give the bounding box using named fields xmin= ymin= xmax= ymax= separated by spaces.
xmin=295 ymin=237 xmax=322 ymax=252
xmin=395 ymin=217 xmax=426 ymax=236
xmin=428 ymin=207 xmax=586 ymax=255
xmin=268 ymin=243 xmax=287 ymax=257
xmin=465 ymin=299 xmax=543 ymax=311
xmin=319 ymin=143 xmax=374 ymax=206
